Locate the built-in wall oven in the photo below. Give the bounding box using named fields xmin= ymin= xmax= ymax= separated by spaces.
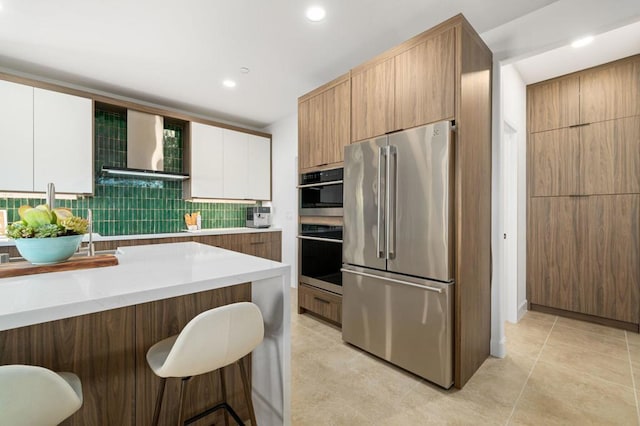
xmin=298 ymin=168 xmax=343 ymax=216
xmin=298 ymin=223 xmax=343 ymax=294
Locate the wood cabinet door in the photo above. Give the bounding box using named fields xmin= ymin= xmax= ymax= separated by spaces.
xmin=580 ymin=195 xmax=640 ymax=323
xmin=580 ymin=117 xmax=640 ymax=195
xmin=0 ymin=80 xmax=33 ymax=192
xmin=298 ymin=99 xmax=312 ymax=170
xmin=307 ymin=94 xmax=325 ymax=168
xmin=527 ymin=76 xmax=580 ymax=133
xmin=528 ymin=197 xmax=581 ymax=312
xmin=580 ymin=58 xmax=640 ymax=123
xmin=394 ymin=28 xmax=455 ymax=130
xmin=0 ymin=307 xmax=136 ymax=425
xmin=351 ymin=58 xmax=395 ymax=142
xmin=33 ymin=88 xmax=93 ymax=194
xmin=323 ymin=80 xmax=350 ymax=165
xmin=530 ymin=128 xmax=580 ymax=196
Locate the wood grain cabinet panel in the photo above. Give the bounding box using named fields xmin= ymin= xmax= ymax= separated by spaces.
xmin=298 ymin=99 xmax=312 ymax=170
xmin=298 ymin=78 xmax=350 ymax=171
xmin=530 ymin=128 xmax=580 ymax=196
xmin=394 ymin=28 xmax=456 ymax=130
xmin=528 ymin=197 xmax=581 ymax=312
xmin=580 ymin=195 xmax=640 ymax=323
xmin=527 ymin=76 xmax=580 ymax=133
xmin=324 ymin=80 xmax=351 ymax=165
xmin=580 ymin=58 xmax=640 ymax=123
xmin=298 ymin=283 xmax=342 ymax=325
xmin=0 ymin=307 xmax=136 ymax=425
xmin=580 ymin=117 xmax=640 ymax=195
xmin=351 ymin=58 xmax=395 ymax=142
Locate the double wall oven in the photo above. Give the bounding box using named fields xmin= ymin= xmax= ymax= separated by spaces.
xmin=298 ymin=168 xmax=343 ymax=294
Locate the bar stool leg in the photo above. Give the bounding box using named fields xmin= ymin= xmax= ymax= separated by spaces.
xmin=219 ymin=367 xmax=229 ymax=426
xmin=177 ymin=377 xmax=191 ymax=426
xmin=152 ymin=377 xmax=167 ymax=426
xmin=238 ymin=359 xmax=257 ymax=426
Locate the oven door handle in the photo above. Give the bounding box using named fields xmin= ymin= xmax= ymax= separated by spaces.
xmin=297 ymin=180 xmax=343 ymax=189
xmin=297 ymin=235 xmax=343 ymax=243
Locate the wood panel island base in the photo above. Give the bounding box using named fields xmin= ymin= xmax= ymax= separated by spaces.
xmin=0 ymin=242 xmax=291 ymax=426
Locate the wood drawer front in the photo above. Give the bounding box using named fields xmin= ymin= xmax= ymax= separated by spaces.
xmin=299 ymin=284 xmax=342 ymax=325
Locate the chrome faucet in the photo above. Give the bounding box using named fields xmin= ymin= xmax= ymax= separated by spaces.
xmin=77 ymin=208 xmax=95 ymax=257
xmin=86 ymin=208 xmax=94 ymax=256
xmin=46 ymin=182 xmax=55 ymax=209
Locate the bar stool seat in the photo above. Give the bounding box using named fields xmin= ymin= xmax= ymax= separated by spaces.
xmin=0 ymin=364 xmax=83 ymax=426
xmin=147 ymin=301 xmax=264 ymax=425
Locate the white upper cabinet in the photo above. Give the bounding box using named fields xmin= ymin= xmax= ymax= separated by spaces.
xmin=187 ymin=123 xmax=271 ymax=201
xmin=0 ymin=80 xmax=34 ymax=192
xmin=190 ymin=122 xmax=224 ymax=198
xmin=223 ymin=129 xmax=249 ymax=199
xmin=247 ymin=134 xmax=271 ymax=200
xmin=33 ymin=88 xmax=93 ymax=194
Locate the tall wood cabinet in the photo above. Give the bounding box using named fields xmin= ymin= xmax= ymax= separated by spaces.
xmin=527 ymin=55 xmax=640 ymax=331
xmin=297 ymin=15 xmax=493 ymax=389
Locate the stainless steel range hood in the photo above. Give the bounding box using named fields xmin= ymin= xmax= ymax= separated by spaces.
xmin=101 ymin=110 xmax=189 ymax=181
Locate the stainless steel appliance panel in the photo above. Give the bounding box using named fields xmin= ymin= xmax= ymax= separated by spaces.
xmin=387 ymin=121 xmax=454 ymax=281
xmin=343 ymin=136 xmax=388 ymax=271
xmin=299 ymin=224 xmax=343 ymax=294
xmin=342 ymin=265 xmax=453 ymax=388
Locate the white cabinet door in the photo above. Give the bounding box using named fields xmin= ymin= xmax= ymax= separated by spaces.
xmin=248 ymin=134 xmax=271 ymax=200
xmin=0 ymin=80 xmax=34 ymax=192
xmin=190 ymin=122 xmax=224 ymax=198
xmin=33 ymin=88 xmax=92 ymax=194
xmin=223 ymin=129 xmax=249 ymax=199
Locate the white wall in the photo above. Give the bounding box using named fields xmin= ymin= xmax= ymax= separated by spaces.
xmin=264 ymin=114 xmax=298 ymax=287
xmin=501 ymin=64 xmax=527 ymax=322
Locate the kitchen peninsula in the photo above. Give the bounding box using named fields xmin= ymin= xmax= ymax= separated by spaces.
xmin=0 ymin=242 xmax=291 ymax=425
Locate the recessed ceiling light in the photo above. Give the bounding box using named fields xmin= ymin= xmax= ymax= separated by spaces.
xmin=571 ymin=36 xmax=594 ymax=48
xmin=306 ymin=6 xmax=326 ymax=22
xmin=222 ymin=79 xmax=236 ymax=88
xmin=240 ymin=67 xmax=250 ymax=74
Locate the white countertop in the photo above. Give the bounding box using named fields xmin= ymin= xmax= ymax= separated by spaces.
xmin=0 ymin=241 xmax=289 ymax=331
xmin=0 ymin=227 xmax=281 ymax=247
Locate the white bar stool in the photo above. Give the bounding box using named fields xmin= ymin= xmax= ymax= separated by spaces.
xmin=146 ymin=301 xmax=264 ymax=426
xmin=0 ymin=364 xmax=83 ymax=426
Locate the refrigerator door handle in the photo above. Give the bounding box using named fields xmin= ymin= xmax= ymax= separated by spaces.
xmin=386 ymin=145 xmax=397 ymax=260
xmin=377 ymin=146 xmax=386 ymax=258
xmin=341 ymin=268 xmax=443 ymax=293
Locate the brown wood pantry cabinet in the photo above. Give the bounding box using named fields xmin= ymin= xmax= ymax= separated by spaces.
xmin=297 ymin=14 xmax=493 ymax=389
xmin=527 ymin=54 xmax=640 ymax=332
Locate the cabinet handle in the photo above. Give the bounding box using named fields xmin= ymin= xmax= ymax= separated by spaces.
xmin=569 ymin=123 xmax=591 ymax=128
xmin=313 ymin=296 xmax=331 ymax=304
xmin=250 ymin=241 xmax=266 ymax=245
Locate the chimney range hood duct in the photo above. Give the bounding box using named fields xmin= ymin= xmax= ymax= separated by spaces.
xmin=101 ymin=110 xmax=189 ymax=181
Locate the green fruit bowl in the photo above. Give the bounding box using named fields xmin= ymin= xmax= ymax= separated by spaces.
xmin=14 ymin=235 xmax=83 ymax=265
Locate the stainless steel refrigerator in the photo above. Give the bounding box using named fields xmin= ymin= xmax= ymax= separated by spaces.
xmin=342 ymin=120 xmax=455 ymax=389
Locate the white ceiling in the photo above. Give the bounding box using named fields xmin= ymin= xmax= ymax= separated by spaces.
xmin=0 ymin=0 xmax=560 ymax=128
xmin=513 ymin=19 xmax=640 ymax=84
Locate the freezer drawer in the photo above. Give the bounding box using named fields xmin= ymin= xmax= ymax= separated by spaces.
xmin=341 ymin=266 xmax=453 ymax=388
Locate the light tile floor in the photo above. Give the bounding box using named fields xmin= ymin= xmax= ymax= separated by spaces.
xmin=291 ymin=289 xmax=640 ymax=425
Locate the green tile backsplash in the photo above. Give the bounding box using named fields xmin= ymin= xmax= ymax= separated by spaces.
xmin=0 ymin=107 xmax=253 ymax=236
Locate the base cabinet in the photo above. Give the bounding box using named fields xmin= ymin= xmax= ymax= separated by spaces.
xmin=298 ymin=283 xmax=342 ymax=326
xmin=0 ymin=286 xmax=251 ymax=426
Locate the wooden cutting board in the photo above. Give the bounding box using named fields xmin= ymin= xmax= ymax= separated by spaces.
xmin=0 ymin=255 xmax=119 ymax=279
